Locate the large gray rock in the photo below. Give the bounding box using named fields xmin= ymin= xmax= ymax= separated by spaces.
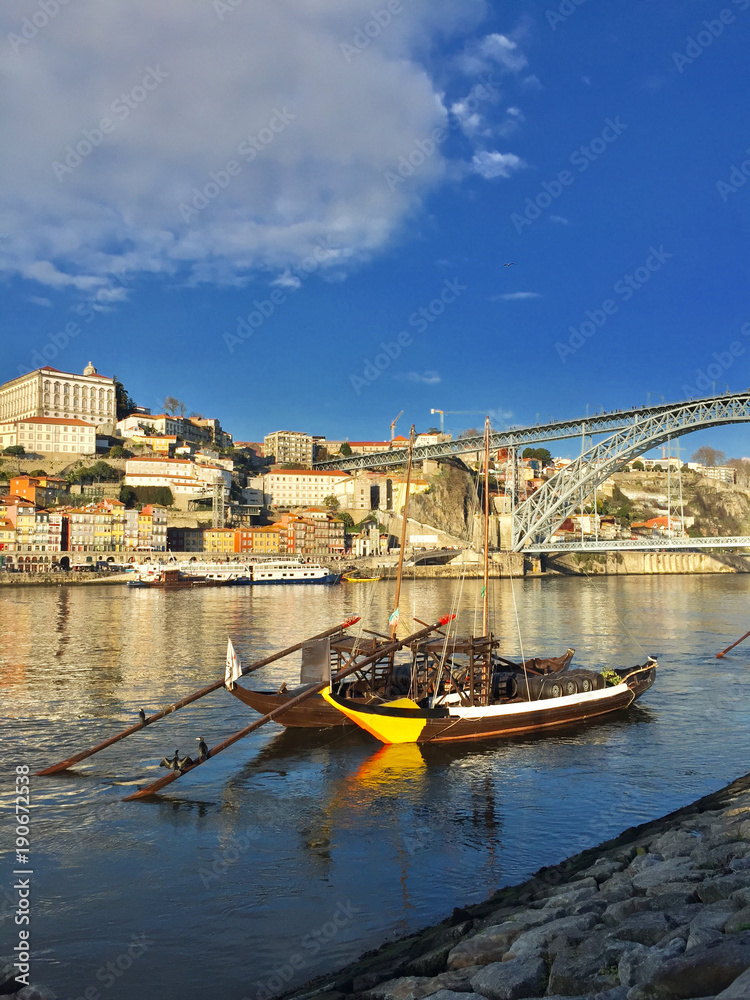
xmin=469 ymin=956 xmax=546 ymax=1000
xmin=612 ymin=910 xmax=672 ymax=946
xmin=630 ymin=859 xmax=703 ymax=894
xmin=627 ymin=852 xmax=665 ymax=875
xmin=618 ymin=936 xmax=686 ymax=988
xmin=503 ymin=913 xmax=598 ymax=961
xmin=542 ymin=884 xmax=599 ymax=910
xmin=686 ymin=901 xmax=740 ymax=950
xmin=584 ymin=858 xmax=626 ymax=884
xmin=421 ymin=992 xmax=487 ymax=1000
xmin=626 ymin=930 xmax=750 ymax=999
xmin=447 ymin=921 xmax=529 ymax=970
xmin=690 ymin=840 xmax=750 ymax=869
xmin=715 ymin=965 xmax=750 ymax=998
xmin=547 ymin=946 xmax=619 ymax=996
xmin=697 ymin=875 xmax=749 ymax=904
xmin=724 ymin=906 xmax=750 ymax=933
xmin=533 ymin=877 xmax=598 ymax=902
xmin=602 ymin=897 xmax=650 ymax=927
xmin=363 ymin=976 xmax=430 ymax=1000
xmin=650 ymin=829 xmax=703 ymax=860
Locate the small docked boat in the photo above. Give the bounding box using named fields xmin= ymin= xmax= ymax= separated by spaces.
xmin=127 ymin=565 xmax=207 ymax=588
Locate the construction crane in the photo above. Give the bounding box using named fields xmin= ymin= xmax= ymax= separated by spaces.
xmin=390 ymin=409 xmax=404 ymax=441
xmin=430 ymin=409 xmax=487 ymax=435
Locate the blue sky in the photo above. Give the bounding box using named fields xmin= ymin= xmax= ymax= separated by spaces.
xmin=2 ymin=0 xmax=750 ymax=459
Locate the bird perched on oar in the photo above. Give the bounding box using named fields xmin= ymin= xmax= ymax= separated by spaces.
xmin=159 ymin=750 xmax=193 ymax=771
xmin=138 ymin=708 xmax=146 ymax=724
xmin=197 ymin=737 xmax=209 ymax=761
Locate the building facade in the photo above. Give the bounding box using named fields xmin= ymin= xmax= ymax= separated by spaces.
xmin=0 ymin=416 xmax=97 ymax=455
xmin=261 ymin=469 xmax=350 ymax=508
xmin=264 ymin=430 xmax=314 ymax=466
xmin=0 ymin=363 xmax=117 ymax=434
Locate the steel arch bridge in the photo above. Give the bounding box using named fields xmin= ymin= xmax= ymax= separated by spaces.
xmin=511 ymin=391 xmax=750 ymax=551
xmin=313 ymin=399 xmax=712 ymax=471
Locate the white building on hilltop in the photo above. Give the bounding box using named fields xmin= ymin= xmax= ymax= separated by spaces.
xmin=0 ymin=362 xmax=117 ymax=435
xmin=124 ymin=457 xmax=232 ymax=499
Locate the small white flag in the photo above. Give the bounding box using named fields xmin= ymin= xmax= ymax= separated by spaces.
xmin=225 ymin=638 xmax=242 ymax=690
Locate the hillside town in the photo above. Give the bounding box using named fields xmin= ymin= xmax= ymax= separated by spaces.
xmin=0 ymin=361 xmax=745 ymax=571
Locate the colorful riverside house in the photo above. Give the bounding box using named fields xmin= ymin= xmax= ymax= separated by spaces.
xmin=204 ymin=527 xmax=236 ymax=555
xmin=99 ymin=499 xmax=126 ymax=551
xmin=0 ymin=518 xmax=16 ymax=555
xmin=233 ymin=524 xmax=284 ymax=555
xmin=10 ymin=475 xmax=68 ymax=506
xmin=137 ymin=504 xmax=167 ymax=551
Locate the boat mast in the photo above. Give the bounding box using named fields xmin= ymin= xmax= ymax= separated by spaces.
xmin=391 ymin=425 xmax=415 ymax=640
xmin=482 ymin=415 xmax=490 ymax=637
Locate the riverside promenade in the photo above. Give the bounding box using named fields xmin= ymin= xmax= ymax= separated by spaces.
xmin=281 ymin=773 xmax=750 ymax=1000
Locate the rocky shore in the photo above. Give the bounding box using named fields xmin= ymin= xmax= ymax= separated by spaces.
xmin=283 ymin=773 xmax=750 ymax=1000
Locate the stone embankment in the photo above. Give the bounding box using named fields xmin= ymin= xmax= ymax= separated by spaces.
xmin=284 ymin=773 xmax=750 ymax=1000
xmin=0 ymin=570 xmax=130 ymax=586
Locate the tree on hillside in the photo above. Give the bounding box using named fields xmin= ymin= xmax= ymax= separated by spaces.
xmin=164 ymin=396 xmax=187 ymax=417
xmin=339 ymin=442 xmax=352 ymax=456
xmin=631 ymin=461 xmax=645 ymax=471
xmin=113 ymin=376 xmax=136 ymax=419
xmin=728 ymin=458 xmax=750 ymax=487
xmin=4 ymin=446 xmax=25 ymax=457
xmin=188 ymin=411 xmax=204 ymax=419
xmin=692 ymin=445 xmax=726 ymax=467
xmin=66 ymin=461 xmax=122 ymax=484
xmin=323 ymin=494 xmax=340 ymax=510
xmin=522 ymin=447 xmax=553 ymax=465
xmin=458 ymin=428 xmax=480 ymax=438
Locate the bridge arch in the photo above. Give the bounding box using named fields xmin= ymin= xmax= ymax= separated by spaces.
xmin=511 ymin=394 xmax=750 ymax=550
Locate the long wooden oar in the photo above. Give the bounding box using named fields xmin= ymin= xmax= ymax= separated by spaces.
xmin=716 ymin=629 xmax=750 ymax=658
xmin=122 ymin=614 xmax=455 ymax=801
xmin=36 ymin=617 xmax=361 ymax=775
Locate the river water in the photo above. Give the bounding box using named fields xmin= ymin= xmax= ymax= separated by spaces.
xmin=2 ymin=574 xmax=750 ymax=1000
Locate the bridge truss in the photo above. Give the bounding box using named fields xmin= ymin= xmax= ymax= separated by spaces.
xmin=313 ymin=398 xmax=721 ymax=471
xmin=512 ymin=392 xmax=750 ymax=551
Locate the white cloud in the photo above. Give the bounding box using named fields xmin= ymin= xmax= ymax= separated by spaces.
xmin=271 ymin=270 xmax=302 ymax=291
xmin=549 ymin=215 xmax=569 ymax=225
xmin=496 ymin=291 xmax=540 ymax=301
xmin=0 ymin=0 xmax=487 ymax=295
xmin=472 ymin=151 xmax=525 ymax=179
xmin=457 ymin=33 xmax=528 ymax=76
xmin=395 ymin=370 xmax=441 ymax=384
xmin=28 ymin=295 xmax=52 ymax=307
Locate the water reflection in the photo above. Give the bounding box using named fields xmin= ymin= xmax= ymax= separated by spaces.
xmin=2 ymin=576 xmax=750 ymax=1000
